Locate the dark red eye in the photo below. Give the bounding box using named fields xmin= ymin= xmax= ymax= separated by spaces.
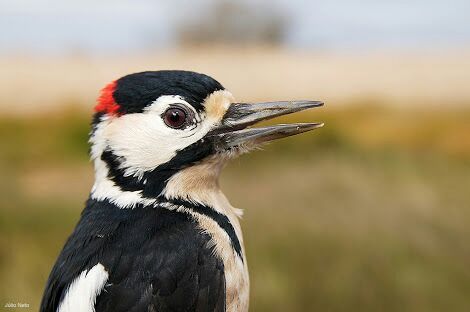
xmin=163 ymin=107 xmax=187 ymax=129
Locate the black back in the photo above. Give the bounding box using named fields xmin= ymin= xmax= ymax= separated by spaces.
xmin=40 ymin=198 xmax=226 ymax=312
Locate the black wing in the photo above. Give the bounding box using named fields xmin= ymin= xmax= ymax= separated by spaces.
xmin=40 ymin=198 xmax=225 ymax=312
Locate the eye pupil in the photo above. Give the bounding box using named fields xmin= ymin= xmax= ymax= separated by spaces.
xmin=163 ymin=108 xmax=187 ymax=128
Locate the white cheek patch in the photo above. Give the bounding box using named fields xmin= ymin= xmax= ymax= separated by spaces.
xmin=105 ymin=113 xmax=188 ymax=175
xmin=103 ymin=96 xmax=216 ymax=178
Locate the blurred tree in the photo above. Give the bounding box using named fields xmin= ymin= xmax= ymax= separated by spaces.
xmin=176 ymin=0 xmax=287 ymax=46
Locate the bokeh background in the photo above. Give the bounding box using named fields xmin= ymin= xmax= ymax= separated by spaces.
xmin=1 ymin=0 xmax=470 ymax=311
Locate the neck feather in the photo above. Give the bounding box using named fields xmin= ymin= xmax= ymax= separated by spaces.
xmin=91 ymin=153 xmax=228 ymax=209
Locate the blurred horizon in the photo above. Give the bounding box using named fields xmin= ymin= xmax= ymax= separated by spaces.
xmin=2 ymin=0 xmax=470 ymax=115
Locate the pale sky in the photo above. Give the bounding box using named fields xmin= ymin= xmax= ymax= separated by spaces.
xmin=1 ymin=0 xmax=469 ymax=55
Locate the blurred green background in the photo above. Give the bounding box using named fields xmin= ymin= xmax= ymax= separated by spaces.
xmin=1 ymin=0 xmax=470 ymax=311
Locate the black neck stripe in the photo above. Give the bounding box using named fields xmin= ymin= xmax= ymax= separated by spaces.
xmin=101 ymin=137 xmax=215 ymax=197
xmin=162 ymin=198 xmax=243 ymax=262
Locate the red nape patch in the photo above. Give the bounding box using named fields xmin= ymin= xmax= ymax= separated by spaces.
xmin=95 ymin=80 xmax=121 ymax=115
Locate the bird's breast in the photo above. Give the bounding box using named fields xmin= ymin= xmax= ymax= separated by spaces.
xmin=197 ymin=209 xmax=249 ymax=312
xmin=165 ymin=197 xmax=250 ymax=312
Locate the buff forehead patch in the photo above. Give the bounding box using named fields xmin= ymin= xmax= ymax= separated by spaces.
xmin=204 ymin=90 xmax=234 ymax=120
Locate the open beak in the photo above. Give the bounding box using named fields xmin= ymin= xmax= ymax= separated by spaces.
xmin=209 ymin=100 xmax=324 ymax=151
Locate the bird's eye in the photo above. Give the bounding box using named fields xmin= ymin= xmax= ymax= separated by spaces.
xmin=163 ymin=107 xmax=187 ymax=129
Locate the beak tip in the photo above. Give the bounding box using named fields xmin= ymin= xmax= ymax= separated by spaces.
xmin=301 ymin=122 xmax=324 ymax=132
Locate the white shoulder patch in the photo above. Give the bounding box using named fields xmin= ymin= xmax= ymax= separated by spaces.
xmin=58 ymin=263 xmax=109 ymax=312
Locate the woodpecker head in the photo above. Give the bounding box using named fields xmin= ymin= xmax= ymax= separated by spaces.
xmin=90 ymin=70 xmax=323 ymax=208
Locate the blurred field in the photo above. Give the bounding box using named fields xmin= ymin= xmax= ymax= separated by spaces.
xmin=2 ymin=48 xmax=470 ymax=116
xmin=1 ymin=99 xmax=470 ymax=310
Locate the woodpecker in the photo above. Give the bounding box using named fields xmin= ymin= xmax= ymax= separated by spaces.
xmin=40 ymin=70 xmax=323 ymax=312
